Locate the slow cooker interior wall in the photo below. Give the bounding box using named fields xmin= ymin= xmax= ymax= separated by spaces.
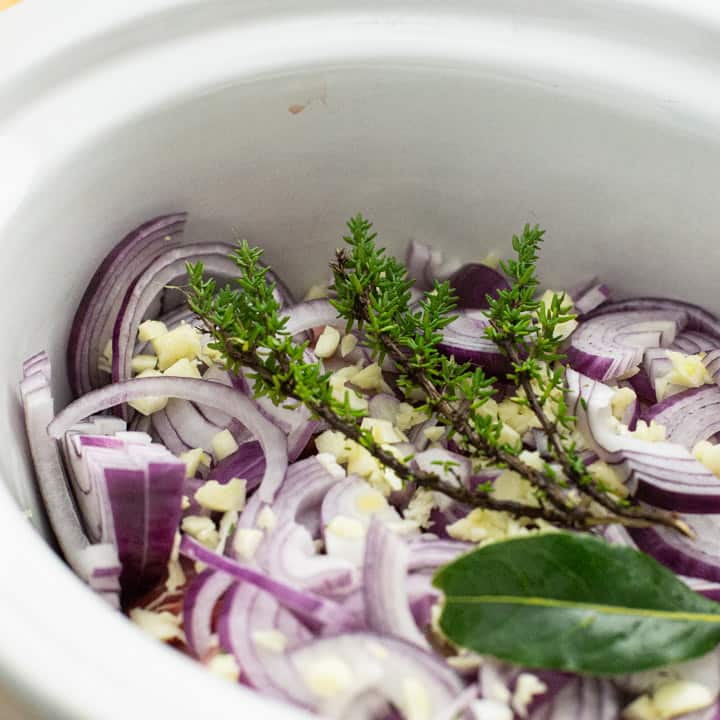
xmin=3 ymin=66 xmax=720 ymax=535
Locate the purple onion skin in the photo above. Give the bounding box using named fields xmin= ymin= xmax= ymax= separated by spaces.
xmin=448 ymin=264 xmax=510 ymax=310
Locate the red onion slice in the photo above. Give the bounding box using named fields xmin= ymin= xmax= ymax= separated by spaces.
xmin=406 ymin=537 xmax=473 ymax=571
xmin=283 ymin=299 xmax=340 ymax=337
xmin=179 ymin=535 xmax=348 ymax=629
xmin=448 ymin=263 xmax=509 ymax=310
xmin=67 ymin=213 xmax=187 ymax=396
xmin=48 ymin=376 xmax=288 ymax=503
xmin=288 ymin=631 xmax=464 ymax=718
xmin=643 ymin=386 xmax=720 ymax=449
xmin=183 ymin=569 xmax=234 ymax=660
xmin=363 ymin=518 xmax=429 ymax=649
xmin=20 ymin=362 xmax=120 ymax=603
xmin=405 ymin=239 xmax=462 ymax=291
xmin=438 ymin=309 xmax=509 ymax=373
xmin=567 ymin=310 xmax=687 ymax=382
xmin=569 ymin=278 xmax=610 ymax=316
xmin=529 ymin=676 xmax=620 ymax=720
xmin=567 ymin=369 xmax=720 ymax=512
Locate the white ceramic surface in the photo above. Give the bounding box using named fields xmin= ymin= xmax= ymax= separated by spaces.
xmin=1 ymin=0 xmax=720 ymax=717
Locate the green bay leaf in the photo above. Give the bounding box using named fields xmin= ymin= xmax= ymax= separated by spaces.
xmin=432 ymin=532 xmax=720 ymax=674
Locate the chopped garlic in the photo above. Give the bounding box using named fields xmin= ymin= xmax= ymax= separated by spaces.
xmin=355 ymin=487 xmax=388 ymax=514
xmin=512 ymin=673 xmax=547 ymax=717
xmin=403 ymin=489 xmax=437 ymax=528
xmin=211 ymin=429 xmax=239 ymax=461
xmin=130 ymin=608 xmax=183 ymax=642
xmin=316 ymin=452 xmax=346 ymax=479
xmin=624 ymin=420 xmax=666 ymax=443
xmin=163 ymin=357 xmax=201 ymax=378
xmin=361 ymin=417 xmax=406 ymax=444
xmin=693 ymin=440 xmax=720 ymax=477
xmin=330 ymin=370 xmax=368 ymax=412
xmin=448 ymin=508 xmax=539 ymax=544
xmin=611 ymin=386 xmax=637 ymax=421
xmin=402 ymin=677 xmax=430 ymax=720
xmin=351 ymin=363 xmax=390 ymax=392
xmin=165 ymin=531 xmax=186 ymax=592
xmin=314 ymin=325 xmax=341 ymax=358
xmin=127 ymin=369 xmax=167 ymax=415
xmin=207 ymin=653 xmax=240 ymax=682
xmin=315 ymin=430 xmax=353 ymax=463
xmin=195 ymin=478 xmax=246 ymax=512
xmin=588 ymin=461 xmax=629 ymax=497
xmin=471 ymin=699 xmax=513 ymax=720
xmin=423 ymin=425 xmax=445 ymax=443
xmin=181 ymin=515 xmax=219 ymax=548
xmin=326 ymin=515 xmax=366 ymax=539
xmin=151 ymin=323 xmax=201 ymax=371
xmin=340 ymin=334 xmax=358 ymax=357
xmin=252 ymin=629 xmax=288 ymax=654
xmin=181 ymin=496 xmax=190 ymax=510
xmin=179 ymin=447 xmax=211 ymax=478
xmin=302 ymin=656 xmax=354 ymax=698
xmin=256 ymin=505 xmax=277 ymax=531
xmin=347 ymin=443 xmax=380 ymax=478
xmin=498 ymin=423 xmax=521 ymax=446
xmin=233 ymin=528 xmax=263 ymax=560
xmin=623 ymin=681 xmax=714 ymax=720
xmin=138 ymin=319 xmax=168 ymax=343
xmin=492 ymin=469 xmax=538 ymax=506
xmin=497 ymin=398 xmax=541 ymax=435
xmin=131 ymin=354 xmax=157 ymax=374
xmin=395 ymin=403 xmax=429 ymax=431
xmin=657 ymin=351 xmax=713 ymax=401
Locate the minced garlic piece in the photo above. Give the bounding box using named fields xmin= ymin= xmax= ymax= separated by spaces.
xmin=211 ymin=429 xmax=239 ymax=461
xmin=131 ymin=354 xmax=157 ymax=374
xmin=127 ymin=369 xmax=168 ymax=415
xmin=179 ymin=447 xmax=211 ymax=478
xmin=256 ymin=505 xmax=277 ymax=531
xmin=623 ymin=681 xmax=714 ymax=720
xmin=403 ymin=489 xmax=437 ymax=528
xmin=623 ymin=420 xmax=666 ymax=443
xmin=163 ymin=357 xmax=201 ymax=378
xmin=130 ymin=608 xmax=183 ymax=642
xmin=138 ymin=320 xmax=168 ymax=343
xmin=340 ymin=334 xmax=358 ymax=357
xmin=151 ymin=323 xmax=201 ymax=371
xmin=316 ymin=452 xmax=346 ymax=479
xmin=448 ymin=508 xmax=527 ymax=543
xmin=314 ymin=325 xmax=341 ymax=358
xmin=302 ymin=656 xmax=354 ymax=698
xmin=233 ymin=528 xmax=263 ymax=560
xmin=656 ymin=351 xmax=713 ymax=400
xmin=423 ymin=425 xmax=445 ymax=443
xmin=252 ymin=629 xmax=288 ymax=653
xmin=693 ymin=440 xmax=720 ymax=477
xmin=471 ymin=699 xmax=513 ymax=720
xmin=588 ymin=460 xmax=629 ymax=497
xmin=497 ymin=399 xmax=541 ymax=436
xmin=492 ymin=468 xmax=538 ymax=506
xmin=181 ymin=515 xmax=219 ymax=548
xmin=207 ymin=653 xmax=240 ymax=682
xmin=402 ymin=676 xmax=430 ymax=720
xmin=329 ymin=367 xmax=368 ymax=412
xmin=165 ymin=531 xmax=186 ymax=592
xmin=326 ymin=515 xmax=365 ymax=539
xmin=361 ymin=417 xmax=406 ymax=444
xmin=195 ymin=478 xmax=246 ymax=512
xmin=315 ymin=430 xmax=353 ymax=463
xmin=396 ymin=403 xmax=429 ymax=431
xmin=351 ymin=363 xmax=391 ymax=392
xmin=512 ymin=673 xmax=547 ymax=717
xmin=611 ymin=387 xmax=637 ymax=421
xmin=538 ymin=290 xmax=578 ymax=340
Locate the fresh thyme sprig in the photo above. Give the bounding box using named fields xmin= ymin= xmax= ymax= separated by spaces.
xmin=186 ymin=217 xmax=686 ymax=535
xmin=186 ymin=243 xmax=568 ymax=525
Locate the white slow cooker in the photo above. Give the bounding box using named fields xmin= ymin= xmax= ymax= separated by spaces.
xmin=2 ymin=1 xmax=720 ymax=717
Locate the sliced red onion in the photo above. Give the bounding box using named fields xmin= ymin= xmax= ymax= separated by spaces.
xmin=407 ymin=572 xmax=441 ymax=630
xmin=163 ymin=398 xmax=225 ymax=453
xmin=367 ymin=393 xmax=401 ymax=423
xmin=67 ymin=213 xmax=187 ymax=396
xmin=182 ymin=569 xmax=234 ymax=659
xmin=705 ymin=350 xmax=720 ymax=387
xmin=20 ymin=363 xmax=120 ymax=603
xmin=567 ymin=310 xmax=687 ymax=382
xmin=208 ymin=440 xmax=265 ymax=491
xmin=288 ymin=632 xmax=464 ymax=718
xmin=684 ymin=578 xmax=720 ymax=603
xmin=218 ymin=583 xmax=314 ymax=704
xmin=569 ymin=278 xmax=610 ymax=316
xmin=406 ymin=537 xmax=473 ymax=571
xmin=257 ymin=522 xmax=357 ymax=596
xmin=567 ymin=369 xmax=720 ymax=512
xmin=363 ymin=518 xmax=429 ymax=649
xmin=449 ymin=263 xmax=509 ymax=310
xmin=438 ymin=310 xmax=509 ymax=373
xmin=283 ymin=299 xmax=340 ymax=337
xmin=586 ymin=297 xmax=720 ymax=340
xmin=529 ymin=676 xmax=620 ymax=720
xmin=111 ymin=243 xmax=242 ymax=384
xmin=629 ymin=514 xmax=720 ymax=583
xmin=412 ymin=447 xmax=471 ymax=488
xmin=151 ymin=408 xmax=189 ymax=456
xmin=179 ymin=535 xmax=348 ymax=629
xmin=643 ymin=386 xmax=720 ymax=449
xmin=673 ymin=331 xmax=720 ymax=355
xmin=405 ymin=239 xmax=462 ymax=291
xmin=48 ymin=376 xmax=287 ymax=503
